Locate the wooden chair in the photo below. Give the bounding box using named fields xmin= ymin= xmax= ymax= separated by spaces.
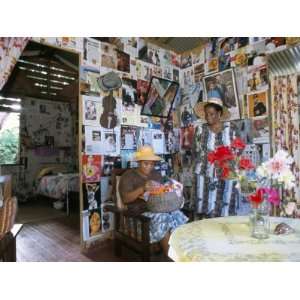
xmin=105 ymin=168 xmax=194 ymax=261
xmin=105 ymin=168 xmax=157 ymax=261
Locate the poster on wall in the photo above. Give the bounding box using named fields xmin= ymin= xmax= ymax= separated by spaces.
xmin=247 ymin=90 xmax=268 ymax=119
xmin=82 ymin=95 xmax=102 ymax=126
xmin=101 ymin=204 xmax=114 ymax=232
xmin=80 ymin=66 xmax=101 ymax=96
xmin=101 ymin=42 xmax=117 ymax=69
xmin=101 ymin=128 xmax=120 ymax=156
xmin=100 ymin=176 xmax=112 ymax=203
xmin=121 ymin=125 xmax=138 ymax=150
xmin=116 ymin=50 xmax=130 ymax=73
xmin=151 ymin=129 xmax=165 ymax=154
xmin=252 ymin=117 xmax=270 ymax=144
xmin=180 ymin=126 xmax=194 ymax=150
xmin=82 ymin=211 xmax=90 ymax=241
xmin=82 ymin=155 xmax=102 ymax=183
xmin=83 ymin=38 xmax=100 ymax=66
xmin=136 ymin=80 xmax=150 ymax=105
xmin=203 ymin=68 xmax=241 ymax=121
xmin=83 ymin=182 xmax=101 ymax=211
xmin=247 ymin=65 xmax=268 ymax=92
xmin=89 ymin=209 xmax=102 ymax=237
xmin=85 ymin=126 xmax=102 ymax=154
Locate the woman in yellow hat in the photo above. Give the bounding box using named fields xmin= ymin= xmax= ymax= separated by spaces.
xmin=193 ymin=98 xmax=241 ymax=218
xmin=118 ymin=145 xmax=188 ymax=257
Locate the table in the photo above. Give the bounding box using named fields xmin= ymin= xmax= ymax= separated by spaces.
xmin=168 ymin=216 xmax=300 ymax=262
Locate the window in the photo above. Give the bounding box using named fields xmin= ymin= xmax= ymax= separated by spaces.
xmin=0 ymin=96 xmax=21 ymax=165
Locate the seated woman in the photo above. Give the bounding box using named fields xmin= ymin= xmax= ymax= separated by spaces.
xmin=118 ymin=145 xmax=188 ymax=257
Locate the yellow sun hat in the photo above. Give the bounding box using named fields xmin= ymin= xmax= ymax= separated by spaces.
xmin=133 ymin=145 xmax=161 ymax=161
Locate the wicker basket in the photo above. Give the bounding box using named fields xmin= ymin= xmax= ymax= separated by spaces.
xmin=146 ymin=192 xmax=184 ymax=213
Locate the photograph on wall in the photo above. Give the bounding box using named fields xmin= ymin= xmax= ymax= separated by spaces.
xmin=82 ymin=95 xmax=102 ymax=126
xmin=171 ymin=51 xmax=181 ymax=68
xmin=247 ymin=90 xmax=268 ymax=119
xmin=121 ymin=125 xmax=138 ymax=150
xmin=230 ymin=48 xmax=248 ymax=68
xmin=89 ymin=209 xmax=102 ymax=236
xmin=180 ymin=104 xmax=193 ymax=127
xmin=152 ymin=129 xmax=165 ymax=154
xmin=101 ymin=204 xmax=114 ymax=232
xmin=100 ymin=128 xmax=120 ymax=156
xmin=147 ymin=43 xmax=162 ymax=66
xmin=165 ymin=128 xmax=180 ymax=154
xmin=82 ymin=155 xmax=102 ymax=183
xmin=101 ymin=42 xmax=117 ymax=69
xmin=100 ymin=176 xmax=112 ymax=203
xmin=85 ymin=125 xmax=102 ymax=154
xmin=181 ymin=52 xmax=192 ymax=69
xmin=121 ymin=149 xmax=136 ymax=168
xmin=116 ymin=50 xmax=130 ymax=73
xmin=122 ymin=78 xmax=137 ymax=107
xmin=252 ymin=117 xmax=270 ymax=144
xmin=141 ymin=76 xmax=179 ymax=118
xmin=80 ymin=65 xmax=101 ymax=96
xmin=247 ymin=40 xmax=267 ymax=66
xmin=265 ymin=37 xmax=286 ymax=53
xmin=247 ymin=64 xmax=268 ymax=92
xmin=137 ymin=127 xmax=152 ymax=148
xmin=194 ymin=63 xmax=205 ymax=83
xmin=102 ymin=156 xmax=121 ymax=176
xmin=83 ymin=38 xmax=100 ymax=66
xmin=181 ymin=67 xmax=194 ymax=88
xmin=203 ymin=68 xmax=241 ymax=120
xmin=136 ymin=79 xmax=150 ymax=105
xmin=205 ymin=57 xmax=219 ymax=75
xmin=83 ymin=182 xmax=101 ymax=211
xmin=173 ymin=68 xmax=180 ymax=82
xmin=232 ymin=119 xmax=253 ymax=144
xmin=152 ymin=65 xmax=163 ymax=78
xmin=180 ymin=126 xmax=195 ymax=150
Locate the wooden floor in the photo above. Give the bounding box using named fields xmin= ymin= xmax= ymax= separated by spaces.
xmin=16 ymin=216 xmax=166 ymax=262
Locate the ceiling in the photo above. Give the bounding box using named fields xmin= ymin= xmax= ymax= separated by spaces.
xmin=1 ymin=41 xmax=79 ymax=103
xmin=95 ymin=37 xmax=208 ymax=54
xmin=145 ymin=37 xmax=208 ymax=54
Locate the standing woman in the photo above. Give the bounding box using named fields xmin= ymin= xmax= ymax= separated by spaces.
xmin=193 ymin=98 xmax=240 ymax=218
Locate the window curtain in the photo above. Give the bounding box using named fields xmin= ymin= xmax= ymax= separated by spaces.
xmin=270 ymin=74 xmax=300 ymax=205
xmin=0 ymin=37 xmax=29 ymax=91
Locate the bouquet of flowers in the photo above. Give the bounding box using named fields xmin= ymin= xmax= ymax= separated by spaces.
xmin=207 ymin=137 xmax=256 ymax=194
xmin=249 ymin=150 xmax=296 ymax=211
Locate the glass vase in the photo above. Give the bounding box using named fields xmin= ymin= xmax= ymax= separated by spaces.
xmin=250 ymin=196 xmax=270 ymax=239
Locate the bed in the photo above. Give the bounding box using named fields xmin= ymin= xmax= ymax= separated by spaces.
xmin=35 ymin=166 xmax=80 ymax=215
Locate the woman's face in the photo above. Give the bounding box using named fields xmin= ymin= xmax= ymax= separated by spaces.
xmin=139 ymin=160 xmax=155 ymax=176
xmin=205 ymin=106 xmax=221 ymax=125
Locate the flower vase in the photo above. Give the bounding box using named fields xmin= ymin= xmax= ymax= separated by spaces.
xmin=250 ymin=195 xmax=270 ymax=239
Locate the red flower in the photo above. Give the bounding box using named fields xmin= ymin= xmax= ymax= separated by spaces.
xmin=239 ymin=157 xmax=255 ymax=170
xmin=208 ymin=151 xmax=217 ymax=164
xmin=214 ymin=146 xmax=235 ymax=161
xmin=248 ymin=189 xmax=264 ymax=208
xmin=231 ymin=138 xmax=246 ymax=150
xmin=221 ymin=167 xmax=230 ymax=179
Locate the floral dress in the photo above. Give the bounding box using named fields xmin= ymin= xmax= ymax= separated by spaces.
xmin=194 ymin=122 xmax=243 ymax=217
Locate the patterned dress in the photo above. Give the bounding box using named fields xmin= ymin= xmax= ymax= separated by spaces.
xmin=194 ymin=122 xmax=241 ymax=218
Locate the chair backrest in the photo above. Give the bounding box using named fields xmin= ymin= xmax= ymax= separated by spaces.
xmin=111 ymin=168 xmax=128 ymax=210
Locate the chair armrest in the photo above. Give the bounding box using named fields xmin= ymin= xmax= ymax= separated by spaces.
xmin=104 ymin=205 xmax=151 ymax=223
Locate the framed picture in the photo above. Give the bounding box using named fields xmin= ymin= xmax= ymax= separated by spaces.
xmin=141 ymin=76 xmax=179 ymax=118
xmin=247 ymin=90 xmax=268 ymax=119
xmin=203 ymin=68 xmax=241 ymax=121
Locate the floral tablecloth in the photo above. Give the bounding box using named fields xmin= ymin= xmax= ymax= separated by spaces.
xmin=168 ymin=216 xmax=300 ymax=262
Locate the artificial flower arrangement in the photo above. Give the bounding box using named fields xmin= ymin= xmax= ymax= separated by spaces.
xmin=250 ymin=149 xmax=296 ymax=211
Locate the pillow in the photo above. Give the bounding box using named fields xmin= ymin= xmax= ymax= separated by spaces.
xmin=0 ymin=197 xmax=17 ymax=239
xmin=116 ymin=176 xmax=127 ymax=211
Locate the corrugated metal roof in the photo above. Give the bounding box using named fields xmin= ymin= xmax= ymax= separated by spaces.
xmin=268 ymin=44 xmax=300 ymax=75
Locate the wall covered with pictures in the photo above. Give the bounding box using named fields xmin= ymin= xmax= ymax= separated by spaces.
xmin=2 ymin=37 xmax=300 ymax=247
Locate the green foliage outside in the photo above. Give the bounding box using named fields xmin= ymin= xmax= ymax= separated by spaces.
xmin=0 ymin=127 xmax=19 ymax=165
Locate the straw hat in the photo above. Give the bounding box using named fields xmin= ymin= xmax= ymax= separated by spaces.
xmin=97 ymin=71 xmax=122 ymax=92
xmin=194 ymin=97 xmax=231 ymax=121
xmin=133 ymin=145 xmax=161 ymax=161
